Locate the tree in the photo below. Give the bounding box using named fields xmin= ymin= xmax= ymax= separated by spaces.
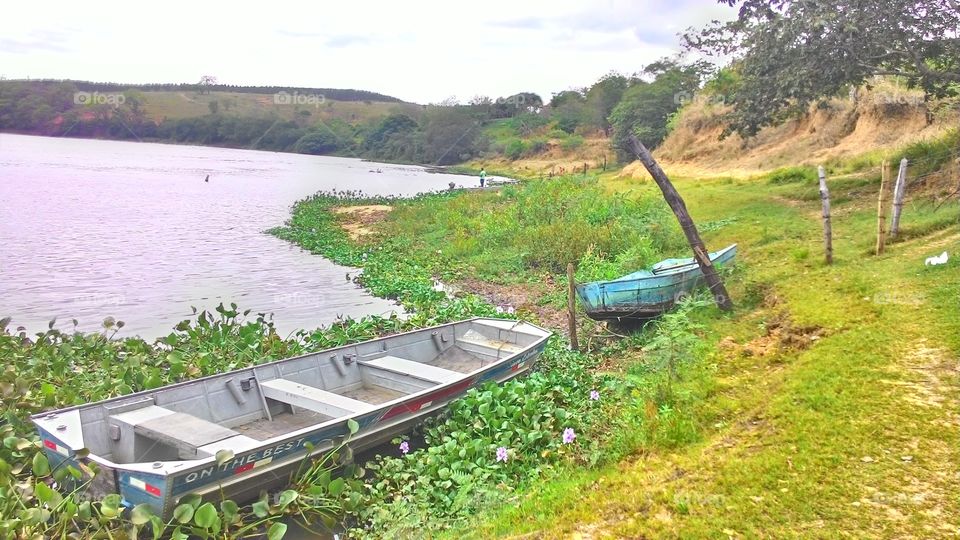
xmin=685 ymin=0 xmax=960 ymax=137
xmin=608 ymin=61 xmax=703 ymax=162
xmin=420 ymin=107 xmax=479 ymax=165
xmin=293 ymin=130 xmax=341 ymax=155
xmin=584 ymin=72 xmax=628 ymax=130
xmin=198 ymin=75 xmax=218 ymax=95
xmin=362 ymin=113 xmax=420 ymax=159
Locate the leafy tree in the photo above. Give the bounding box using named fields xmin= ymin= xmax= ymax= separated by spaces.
xmin=686 ymin=0 xmax=960 ymax=137
xmin=608 ymin=61 xmax=703 ymax=162
xmin=294 ymin=130 xmax=342 ymax=155
xmin=420 ymin=107 xmax=479 ymax=165
xmin=550 ymin=90 xmax=588 ymax=133
xmin=584 ymin=72 xmax=628 ymax=130
xmin=492 ymin=92 xmax=544 ymax=118
xmin=362 ymin=113 xmax=419 ymax=154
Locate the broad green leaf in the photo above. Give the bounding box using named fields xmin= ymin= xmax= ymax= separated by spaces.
xmin=267 ymin=522 xmax=288 ymax=540
xmin=219 ymin=499 xmax=239 ymax=522
xmin=347 ymin=418 xmax=359 ymax=435
xmin=193 ymin=502 xmax=218 ymax=528
xmin=172 ymin=503 xmax=194 ymax=524
xmin=251 ymin=499 xmax=270 ymax=518
xmin=328 ymin=477 xmax=345 ymax=497
xmin=78 ymin=501 xmax=91 ymax=520
xmin=31 ymin=453 xmax=50 ymax=476
xmin=278 ymin=489 xmax=298 ymax=508
xmin=130 ymin=504 xmax=153 ymax=525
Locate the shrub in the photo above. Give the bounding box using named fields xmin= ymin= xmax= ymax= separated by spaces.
xmin=561 ymin=135 xmax=585 ymax=151
xmin=504 ymin=139 xmax=526 ymax=160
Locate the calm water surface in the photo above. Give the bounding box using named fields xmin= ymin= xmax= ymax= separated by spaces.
xmin=0 ymin=134 xmax=470 ymax=338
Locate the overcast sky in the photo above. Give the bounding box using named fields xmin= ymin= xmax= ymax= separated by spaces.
xmin=1 ymin=0 xmax=734 ymax=104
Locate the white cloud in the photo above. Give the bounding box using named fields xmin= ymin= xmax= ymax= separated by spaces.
xmin=0 ymin=0 xmax=736 ymax=103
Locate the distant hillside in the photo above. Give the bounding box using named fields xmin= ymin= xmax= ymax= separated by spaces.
xmin=15 ymin=79 xmax=404 ymax=104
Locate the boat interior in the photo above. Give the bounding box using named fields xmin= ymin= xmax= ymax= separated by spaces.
xmin=57 ymin=319 xmax=548 ymax=465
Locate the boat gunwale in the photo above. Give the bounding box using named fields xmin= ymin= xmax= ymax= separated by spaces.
xmin=31 ymin=317 xmax=551 ymax=474
xmin=575 ymin=244 xmax=737 ymax=290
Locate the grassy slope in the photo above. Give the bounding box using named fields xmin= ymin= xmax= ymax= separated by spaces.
xmin=446 ymin=169 xmax=960 ymax=537
xmin=138 ymin=90 xmax=419 ymax=123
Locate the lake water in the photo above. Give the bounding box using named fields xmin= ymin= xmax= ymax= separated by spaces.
xmin=0 ymin=134 xmax=472 ymax=339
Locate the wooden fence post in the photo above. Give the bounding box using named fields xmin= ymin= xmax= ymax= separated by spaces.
xmin=628 ymin=135 xmax=733 ymax=311
xmin=876 ymin=160 xmax=890 ymax=255
xmin=818 ymin=166 xmax=833 ymax=264
xmin=566 ymin=263 xmax=579 ymax=351
xmin=890 ymin=158 xmax=908 ymax=239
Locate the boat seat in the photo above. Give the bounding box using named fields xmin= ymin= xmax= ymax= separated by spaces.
xmin=360 ymin=355 xmax=461 ymax=384
xmin=260 ymin=378 xmax=374 ymax=417
xmin=110 ymin=405 xmax=240 ymax=459
xmin=456 ymin=333 xmax=524 ymax=356
xmin=197 ymin=435 xmax=261 ymax=457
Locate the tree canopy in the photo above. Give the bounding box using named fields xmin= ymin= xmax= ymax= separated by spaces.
xmin=685 ymin=0 xmax=960 ymax=136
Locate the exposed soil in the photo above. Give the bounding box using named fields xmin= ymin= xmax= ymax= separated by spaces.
xmin=457 ymin=276 xmax=570 ymax=332
xmin=333 ymin=205 xmax=392 ymax=241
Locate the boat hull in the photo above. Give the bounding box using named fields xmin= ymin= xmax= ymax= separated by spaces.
xmin=32 ymin=318 xmax=550 ymax=517
xmin=575 ymin=245 xmax=737 ymax=321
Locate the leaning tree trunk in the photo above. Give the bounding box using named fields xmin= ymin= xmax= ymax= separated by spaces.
xmin=628 ymin=136 xmax=733 ymax=311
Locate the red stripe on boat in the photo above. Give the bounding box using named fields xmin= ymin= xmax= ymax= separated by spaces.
xmin=43 ymin=440 xmax=56 ymax=450
xmin=381 ymin=378 xmax=475 ymax=420
xmin=234 ymin=463 xmax=255 ymax=474
xmin=146 ymin=484 xmax=162 ymax=496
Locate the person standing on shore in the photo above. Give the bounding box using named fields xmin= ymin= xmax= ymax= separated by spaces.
xmin=479 ymin=168 xmax=486 ymax=188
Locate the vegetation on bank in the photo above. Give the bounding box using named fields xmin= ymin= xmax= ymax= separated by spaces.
xmin=268 ymin=182 xmax=730 ymax=537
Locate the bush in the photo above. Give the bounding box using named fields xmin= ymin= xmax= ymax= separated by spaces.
xmin=294 ymin=130 xmax=342 ymax=155
xmin=504 ymin=139 xmax=526 ymax=160
xmin=525 ymin=137 xmax=549 ymax=156
xmin=561 ymin=135 xmax=585 ymax=151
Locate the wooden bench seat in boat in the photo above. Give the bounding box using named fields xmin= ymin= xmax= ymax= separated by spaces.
xmin=456 ymin=332 xmax=524 ymax=356
xmin=360 ymin=355 xmax=461 ymax=384
xmin=260 ymin=378 xmax=375 ymax=417
xmin=110 ymin=405 xmax=257 ymax=459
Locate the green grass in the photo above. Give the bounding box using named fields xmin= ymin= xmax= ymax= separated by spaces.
xmin=382 ymin=176 xmax=686 ymax=281
xmin=141 ymin=90 xmax=418 ymax=124
xmin=441 ymin=155 xmax=960 ymax=538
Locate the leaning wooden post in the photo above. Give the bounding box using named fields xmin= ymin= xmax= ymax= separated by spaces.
xmin=628 ymin=135 xmax=733 ymax=311
xmin=566 ymin=263 xmax=579 ymax=351
xmin=818 ymin=166 xmax=833 ymax=265
xmin=876 ymin=160 xmax=890 ymax=255
xmin=890 ymin=158 xmax=908 ymax=239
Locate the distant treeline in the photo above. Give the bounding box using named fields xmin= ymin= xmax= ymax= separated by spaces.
xmin=5 ymin=79 xmax=403 ymax=103
xmin=0 ymin=64 xmax=703 ymax=165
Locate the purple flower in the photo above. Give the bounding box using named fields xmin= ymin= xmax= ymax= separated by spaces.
xmin=496 ymin=446 xmax=509 ymax=462
xmin=562 ymin=427 xmax=576 ymax=444
xmin=399 ymin=441 xmax=410 ymax=454
xmin=590 ymin=390 xmax=600 ymax=401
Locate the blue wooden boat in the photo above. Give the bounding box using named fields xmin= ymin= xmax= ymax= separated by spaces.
xmin=576 ymin=244 xmax=737 ymax=320
xmin=31 ymin=318 xmax=550 ymax=518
